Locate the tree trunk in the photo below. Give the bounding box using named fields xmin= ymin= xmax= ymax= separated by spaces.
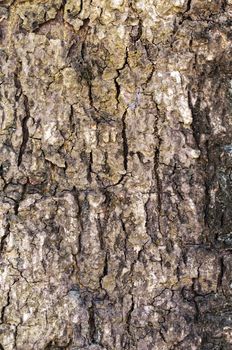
xmin=0 ymin=0 xmax=232 ymax=349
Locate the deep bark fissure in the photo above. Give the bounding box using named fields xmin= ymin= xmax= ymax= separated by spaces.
xmin=0 ymin=289 xmax=10 ymax=324
xmin=17 ymin=95 xmax=30 ymax=167
xmin=126 ymin=295 xmax=134 ymax=335
xmin=88 ymin=304 xmax=97 ymax=344
xmin=122 ymin=110 xmax=128 ymax=172
xmin=0 ymin=222 xmax=10 ymax=253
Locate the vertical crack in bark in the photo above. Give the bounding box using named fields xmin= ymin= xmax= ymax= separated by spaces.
xmin=0 ymin=165 xmax=5 ymax=185
xmin=144 ymin=195 xmax=151 ymax=240
xmin=13 ymin=323 xmax=19 ymax=350
xmin=193 ymin=297 xmax=200 ymax=322
xmin=126 ymin=295 xmax=134 ymax=335
xmin=0 ymin=222 xmax=10 ymax=253
xmin=100 ymin=252 xmax=108 ymax=289
xmin=185 ymin=0 xmax=192 ymax=13
xmin=18 ymin=95 xmax=31 ymax=167
xmin=96 ymin=213 xmax=105 ymax=250
xmin=154 ymin=144 xmax=162 ymax=228
xmin=69 ymin=104 xmax=75 ymax=133
xmin=178 ymin=0 xmax=192 ymax=25
xmin=122 ymin=110 xmax=128 ymax=172
xmin=88 ymin=81 xmax=94 ymax=109
xmin=88 ymin=304 xmax=97 ymax=344
xmin=87 ymin=151 xmax=93 ymax=183
xmin=77 ymin=0 xmax=83 ymax=16
xmin=159 ymin=327 xmax=167 ymax=343
xmin=0 ymin=288 xmax=10 ymax=324
xmin=114 ymin=75 xmax=121 ymax=107
xmin=114 ymin=49 xmax=128 ymax=107
xmin=204 ymin=174 xmax=211 ymax=229
xmin=153 ymin=104 xmax=162 ymax=235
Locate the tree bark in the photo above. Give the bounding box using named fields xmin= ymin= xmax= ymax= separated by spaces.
xmin=0 ymin=0 xmax=232 ymax=349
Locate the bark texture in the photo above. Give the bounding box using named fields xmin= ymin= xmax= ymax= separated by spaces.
xmin=0 ymin=0 xmax=232 ymax=349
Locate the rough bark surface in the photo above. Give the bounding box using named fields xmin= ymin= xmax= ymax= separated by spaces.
xmin=0 ymin=0 xmax=232 ymax=349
